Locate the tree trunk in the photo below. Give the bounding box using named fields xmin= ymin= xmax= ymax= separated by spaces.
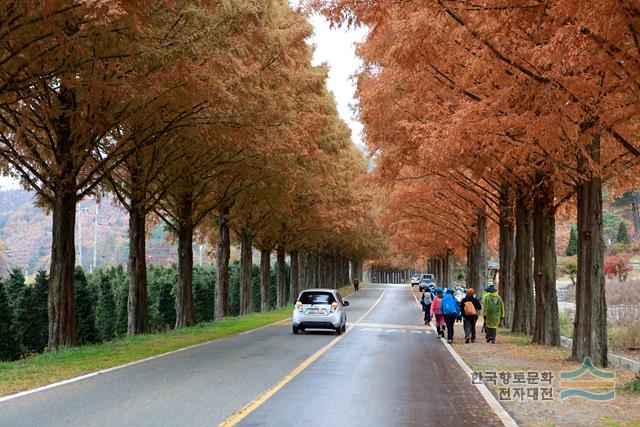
xmin=311 ymin=254 xmax=318 ymax=288
xmin=290 ymin=250 xmax=299 ymax=303
xmin=476 ymin=213 xmax=487 ymax=292
xmin=215 ymin=208 xmax=230 ymax=320
xmin=260 ymin=249 xmax=271 ymax=312
xmin=532 ymin=178 xmax=560 ymax=346
xmin=468 ymin=213 xmax=487 ymax=294
xmin=127 ymin=201 xmax=148 ymax=335
xmin=631 ymin=190 xmax=640 ymax=238
xmin=276 ymin=246 xmax=286 ymax=308
xmin=175 ymin=196 xmax=196 ymax=328
xmin=239 ymin=231 xmax=253 ymax=316
xmin=446 ymin=249 xmax=455 ymax=287
xmin=466 ymin=245 xmax=474 ymax=290
xmin=499 ymin=186 xmax=516 ymax=328
xmin=573 ymin=134 xmax=608 ymax=366
xmin=48 ymin=191 xmax=77 ymax=350
xmin=512 ymin=195 xmax=534 ymax=335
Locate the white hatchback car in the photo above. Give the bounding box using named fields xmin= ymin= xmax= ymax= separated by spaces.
xmin=293 ymin=289 xmax=349 ymax=335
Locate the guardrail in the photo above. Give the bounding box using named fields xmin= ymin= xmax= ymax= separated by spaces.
xmin=559 ymin=336 xmax=640 ymax=374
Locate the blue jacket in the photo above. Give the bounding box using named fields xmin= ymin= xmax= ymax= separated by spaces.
xmin=441 ymin=291 xmax=461 ymax=317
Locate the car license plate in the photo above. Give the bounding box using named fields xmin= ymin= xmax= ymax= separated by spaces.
xmin=307 ymin=308 xmax=325 ymax=314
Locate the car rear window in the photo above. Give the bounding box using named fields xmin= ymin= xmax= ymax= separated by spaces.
xmin=299 ymin=292 xmax=336 ymax=305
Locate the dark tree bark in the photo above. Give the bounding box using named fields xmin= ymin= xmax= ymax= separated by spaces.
xmin=175 ymin=195 xmax=196 ymax=328
xmin=276 ymin=246 xmax=286 ymax=308
xmin=260 ymin=249 xmax=271 ymax=312
xmin=311 ymin=254 xmax=318 ymax=288
xmin=48 ymin=190 xmax=77 ymax=350
xmin=446 ymin=249 xmax=455 ymax=288
xmin=127 ymin=199 xmax=148 ymax=335
xmin=573 ymin=134 xmax=608 ymax=366
xmin=499 ymin=186 xmax=516 ymax=328
xmin=239 ymin=231 xmax=253 ymax=316
xmin=466 ymin=246 xmax=474 ymax=290
xmin=468 ymin=213 xmax=487 ymax=294
xmin=512 ymin=194 xmax=534 ymax=335
xmin=631 ymin=190 xmax=640 ymax=239
xmin=290 ymin=250 xmax=299 ymax=303
xmin=532 ymin=178 xmax=560 ymax=346
xmin=215 ymin=208 xmax=230 ymax=320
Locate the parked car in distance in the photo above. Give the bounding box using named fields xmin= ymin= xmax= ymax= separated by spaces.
xmin=411 ymin=273 xmax=435 ymax=287
xmin=293 ymin=289 xmax=349 ymax=335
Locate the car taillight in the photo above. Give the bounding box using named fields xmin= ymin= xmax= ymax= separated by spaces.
xmin=330 ymin=302 xmax=338 ymax=313
xmin=296 ymin=301 xmax=303 ymax=312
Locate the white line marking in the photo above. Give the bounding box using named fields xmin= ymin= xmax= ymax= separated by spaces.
xmin=218 ymin=288 xmax=387 ymax=426
xmin=0 ymin=285 xmax=372 ymax=403
xmin=440 ymin=339 xmax=518 ymax=426
xmin=409 ymin=285 xmax=516 ymax=426
xmin=0 ymin=316 xmax=289 ymax=404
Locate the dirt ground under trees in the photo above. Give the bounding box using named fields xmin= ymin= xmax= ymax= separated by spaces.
xmin=449 ymin=323 xmax=640 ymax=427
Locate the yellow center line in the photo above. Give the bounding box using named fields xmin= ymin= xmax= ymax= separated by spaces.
xmin=217 ymin=288 xmax=387 ymax=427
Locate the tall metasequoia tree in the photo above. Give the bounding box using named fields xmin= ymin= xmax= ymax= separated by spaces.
xmin=512 ymin=192 xmax=534 ymax=335
xmin=573 ymin=136 xmax=608 ymax=365
xmin=316 ymin=0 xmax=639 ymax=362
xmin=499 ymin=186 xmax=515 ymax=327
xmin=0 ymin=1 xmax=235 ymax=350
xmin=532 ymin=176 xmax=560 ymax=346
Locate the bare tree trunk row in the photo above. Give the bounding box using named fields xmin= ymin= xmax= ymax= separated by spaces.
xmin=532 ymin=176 xmax=560 ymax=346
xmin=573 ymin=135 xmax=608 ymax=366
xmin=499 ymin=185 xmax=515 ymax=328
xmin=215 ymin=207 xmax=230 ymax=320
xmin=239 ymin=231 xmax=253 ymax=316
xmin=512 ymin=193 xmax=534 ymax=335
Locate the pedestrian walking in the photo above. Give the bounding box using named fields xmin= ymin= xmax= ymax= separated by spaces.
xmin=459 ymin=288 xmax=482 ymax=343
xmin=420 ymin=288 xmax=434 ymax=325
xmin=352 ymin=277 xmax=360 ymax=292
xmin=483 ymin=284 xmax=504 ymax=344
xmin=430 ymin=288 xmax=445 ymax=338
xmin=441 ymin=288 xmax=461 ymax=343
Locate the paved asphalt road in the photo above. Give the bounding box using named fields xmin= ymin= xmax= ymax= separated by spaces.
xmin=0 ymin=284 xmax=504 ymax=427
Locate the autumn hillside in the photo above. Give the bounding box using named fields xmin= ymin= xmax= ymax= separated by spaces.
xmin=0 ymin=190 xmax=184 ymax=276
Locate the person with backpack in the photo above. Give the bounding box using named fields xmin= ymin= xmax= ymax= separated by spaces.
xmin=430 ymin=288 xmax=445 ymax=338
xmin=459 ymin=288 xmax=482 ymax=343
xmin=420 ymin=288 xmax=434 ymax=325
xmin=483 ymin=284 xmax=505 ymax=344
xmin=441 ymin=287 xmax=462 ymax=343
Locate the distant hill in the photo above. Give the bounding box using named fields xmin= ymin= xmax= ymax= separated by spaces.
xmin=0 ymin=190 xmax=213 ymax=276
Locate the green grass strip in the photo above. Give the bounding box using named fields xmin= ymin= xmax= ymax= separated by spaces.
xmin=0 ymin=307 xmax=292 ymax=397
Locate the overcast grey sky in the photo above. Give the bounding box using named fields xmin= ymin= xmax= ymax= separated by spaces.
xmin=306 ymin=13 xmax=367 ymax=151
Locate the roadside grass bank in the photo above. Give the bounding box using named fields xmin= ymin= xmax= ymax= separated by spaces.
xmin=451 ymin=324 xmax=640 ymax=427
xmin=0 ymin=307 xmax=292 ymax=397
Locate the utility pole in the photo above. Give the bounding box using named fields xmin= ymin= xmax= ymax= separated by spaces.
xmin=92 ymin=203 xmax=99 ymax=273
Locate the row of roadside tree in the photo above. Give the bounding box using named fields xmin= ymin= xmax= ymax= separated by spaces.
xmin=0 ymin=1 xmax=382 ymax=352
xmin=314 ymin=0 xmax=640 ymax=366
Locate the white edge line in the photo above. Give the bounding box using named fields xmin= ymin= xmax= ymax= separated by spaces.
xmin=411 ymin=286 xmax=517 ymax=427
xmin=0 ymin=285 xmax=369 ymax=404
xmin=0 ymin=316 xmax=292 ymax=404
xmin=440 ymin=339 xmax=518 ymax=427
